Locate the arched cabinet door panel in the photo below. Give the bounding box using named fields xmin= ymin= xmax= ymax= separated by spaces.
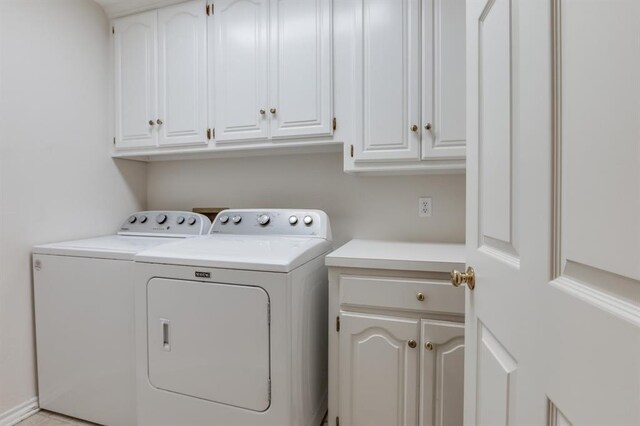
xmin=338 ymin=312 xmax=419 ymax=426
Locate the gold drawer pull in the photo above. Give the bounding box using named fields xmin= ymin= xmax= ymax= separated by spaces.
xmin=416 ymin=292 xmax=425 ymax=301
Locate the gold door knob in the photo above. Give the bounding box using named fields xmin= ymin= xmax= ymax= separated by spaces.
xmin=260 ymin=108 xmax=266 ymax=115
xmin=425 ymin=341 xmax=434 ymax=351
xmin=156 ymin=119 xmax=163 ymax=125
xmin=270 ymin=107 xmax=277 ymax=114
xmin=148 ymin=120 xmax=155 ymax=126
xmin=416 ymin=292 xmax=425 ymax=301
xmin=451 ymin=266 xmax=476 ymax=290
xmin=410 ymin=124 xmax=418 ymax=132
xmin=424 ymin=123 xmax=432 ymax=130
xmin=408 ymin=340 xmax=417 ymax=348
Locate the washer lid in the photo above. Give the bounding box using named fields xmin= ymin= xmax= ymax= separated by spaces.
xmin=33 ymin=235 xmax=185 ymax=260
xmin=135 ymin=234 xmax=332 ymax=272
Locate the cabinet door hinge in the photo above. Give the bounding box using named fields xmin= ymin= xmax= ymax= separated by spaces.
xmin=206 ymin=3 xmax=213 ymax=15
xmin=113 ymin=137 xmax=116 ymax=145
xmin=332 ymin=117 xmax=337 ymax=131
xmin=207 ymin=128 xmax=212 ymax=140
xmin=350 ymin=144 xmax=354 ymax=158
xmin=213 ymin=128 xmax=215 ymax=138
xmin=112 ymin=26 xmax=115 ymax=34
xmin=336 ymin=416 xmax=340 ymax=426
xmin=336 ymin=316 xmax=340 ymax=332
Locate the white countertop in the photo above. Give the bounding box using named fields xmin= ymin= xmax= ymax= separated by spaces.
xmin=326 ymin=239 xmax=465 ymax=272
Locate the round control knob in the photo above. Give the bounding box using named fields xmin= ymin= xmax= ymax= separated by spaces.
xmin=257 ymin=214 xmax=270 ymax=226
xmin=139 ymin=215 xmax=148 ymax=224
xmin=176 ymin=216 xmax=185 ymax=225
xmin=232 ymin=215 xmax=242 ymax=224
xmin=187 ymin=216 xmax=197 ymax=226
xmin=219 ymin=215 xmax=229 ymax=224
xmin=156 ymin=214 xmax=167 ymax=224
xmin=303 ymin=215 xmax=313 ymax=225
xmin=289 ymin=215 xmax=298 ymax=225
xmin=128 ymin=215 xmax=137 ymax=224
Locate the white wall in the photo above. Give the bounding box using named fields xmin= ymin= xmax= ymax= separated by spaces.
xmin=148 ymin=154 xmax=465 ymax=247
xmin=0 ymin=0 xmax=147 ymax=416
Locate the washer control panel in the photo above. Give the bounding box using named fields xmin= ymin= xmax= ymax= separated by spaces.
xmin=211 ymin=209 xmax=331 ymax=239
xmin=119 ymin=211 xmax=212 ymax=236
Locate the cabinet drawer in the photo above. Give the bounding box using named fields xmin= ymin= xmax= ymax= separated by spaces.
xmin=339 ymin=275 xmax=464 ymax=315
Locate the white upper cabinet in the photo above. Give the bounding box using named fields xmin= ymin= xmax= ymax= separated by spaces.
xmin=353 ymin=0 xmax=421 ymax=161
xmin=213 ymin=0 xmax=333 ymax=143
xmin=346 ymin=0 xmax=466 ymax=173
xmin=113 ymin=0 xmax=208 ymax=151
xmin=157 ymin=1 xmax=208 ymax=147
xmin=114 ymin=11 xmax=158 ymax=149
xmin=269 ymin=0 xmax=333 ymax=139
xmin=212 ymin=0 xmax=269 ymax=142
xmin=421 ymin=0 xmax=466 ymax=159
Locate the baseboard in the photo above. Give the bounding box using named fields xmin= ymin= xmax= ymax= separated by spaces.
xmin=0 ymin=397 xmax=39 ymax=426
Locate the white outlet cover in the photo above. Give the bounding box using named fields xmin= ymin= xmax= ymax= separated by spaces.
xmin=418 ymin=197 xmax=432 ymax=217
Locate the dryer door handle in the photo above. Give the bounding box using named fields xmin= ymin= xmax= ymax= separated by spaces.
xmin=161 ymin=319 xmax=171 ymax=351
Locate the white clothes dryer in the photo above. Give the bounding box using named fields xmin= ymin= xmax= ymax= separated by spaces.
xmin=32 ymin=211 xmax=211 ymax=426
xmin=133 ymin=209 xmax=332 ymax=426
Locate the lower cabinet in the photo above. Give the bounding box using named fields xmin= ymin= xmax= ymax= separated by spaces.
xmin=329 ymin=272 xmax=465 ymax=426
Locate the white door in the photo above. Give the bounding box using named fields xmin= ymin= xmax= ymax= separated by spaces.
xmin=465 ymin=0 xmax=640 ymax=425
xmin=113 ymin=11 xmax=157 ymax=149
xmin=268 ymin=0 xmax=333 ymax=139
xmin=147 ymin=279 xmax=271 ymax=412
xmin=339 ymin=312 xmax=419 ymax=426
xmin=421 ymin=0 xmax=465 ymax=160
xmin=213 ymin=0 xmax=269 ymax=142
xmin=157 ymin=0 xmax=208 ymax=147
xmin=420 ymin=320 xmax=464 ymax=426
xmin=352 ymin=0 xmax=421 ymax=162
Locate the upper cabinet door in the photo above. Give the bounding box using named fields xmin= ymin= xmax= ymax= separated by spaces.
xmin=157 ymin=0 xmax=208 ymax=147
xmin=269 ymin=0 xmax=333 ymax=139
xmin=213 ymin=0 xmax=269 ymax=142
xmin=114 ymin=11 xmax=158 ymax=149
xmin=353 ymin=0 xmax=421 ymax=162
xmin=421 ymin=0 xmax=466 ymax=159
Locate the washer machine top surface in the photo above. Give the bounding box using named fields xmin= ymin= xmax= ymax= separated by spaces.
xmin=33 ymin=211 xmax=211 ymax=260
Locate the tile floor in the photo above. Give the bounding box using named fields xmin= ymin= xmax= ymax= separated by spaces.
xmin=18 ymin=410 xmax=328 ymax=426
xmin=16 ymin=410 xmax=97 ymax=426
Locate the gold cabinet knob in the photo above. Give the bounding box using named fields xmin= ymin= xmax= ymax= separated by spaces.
xmin=424 ymin=123 xmax=432 ymax=130
xmin=425 ymin=341 xmax=434 ymax=351
xmin=451 ymin=266 xmax=476 ymax=290
xmin=416 ymin=292 xmax=425 ymax=301
xmin=410 ymin=124 xmax=418 ymax=132
xmin=270 ymin=107 xmax=277 ymax=114
xmin=156 ymin=119 xmax=163 ymax=125
xmin=408 ymin=340 xmax=417 ymax=348
xmin=148 ymin=120 xmax=155 ymax=126
xmin=259 ymin=108 xmax=266 ymax=115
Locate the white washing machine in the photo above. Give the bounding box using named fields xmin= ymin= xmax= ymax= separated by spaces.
xmin=32 ymin=211 xmax=211 ymax=426
xmin=133 ymin=209 xmax=332 ymax=426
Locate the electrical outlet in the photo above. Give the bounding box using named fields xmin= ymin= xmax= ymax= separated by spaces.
xmin=418 ymin=197 xmax=432 ymax=217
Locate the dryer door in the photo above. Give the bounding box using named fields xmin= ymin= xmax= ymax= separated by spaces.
xmin=147 ymin=278 xmax=270 ymax=411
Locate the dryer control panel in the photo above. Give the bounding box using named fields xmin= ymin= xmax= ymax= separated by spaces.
xmin=210 ymin=209 xmax=332 ymax=240
xmin=119 ymin=211 xmax=211 ymax=237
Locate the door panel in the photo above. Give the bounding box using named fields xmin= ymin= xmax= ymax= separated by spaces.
xmin=419 ymin=320 xmax=464 ymax=426
xmin=339 ymin=312 xmax=419 ymax=426
xmin=422 ymin=0 xmax=466 ymax=159
xmin=114 ymin=11 xmax=157 ymax=149
xmin=353 ymin=0 xmax=421 ymax=161
xmin=157 ymin=0 xmax=208 ymax=146
xmin=147 ymin=278 xmax=270 ymax=412
xmin=269 ymin=0 xmax=332 ymax=138
xmin=466 ymin=0 xmax=639 ymax=425
xmin=213 ymin=0 xmax=269 ymax=142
